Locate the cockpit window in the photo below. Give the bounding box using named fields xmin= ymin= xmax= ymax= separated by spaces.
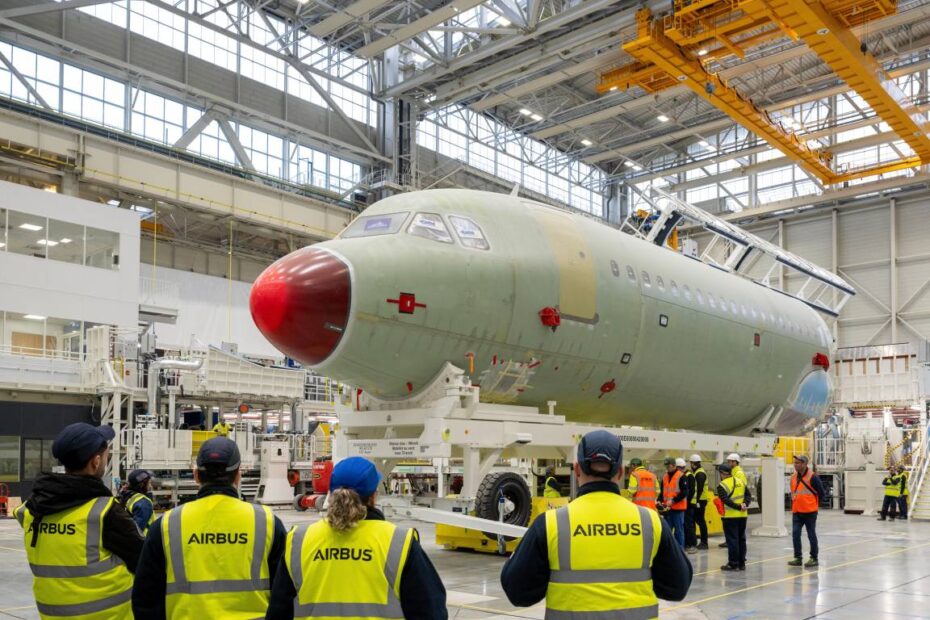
xmin=449 ymin=215 xmax=490 ymax=250
xmin=408 ymin=212 xmax=453 ymax=244
xmin=341 ymin=212 xmax=408 ymax=238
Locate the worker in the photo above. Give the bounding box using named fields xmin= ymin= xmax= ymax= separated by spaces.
xmin=897 ymin=465 xmax=909 ymax=520
xmin=687 ymin=454 xmax=710 ymax=551
xmin=132 ymin=437 xmax=288 ymax=619
xmin=500 ymin=430 xmax=692 ymax=616
xmin=717 ymin=463 xmax=751 ymax=571
xmin=627 ymin=457 xmax=659 ymax=510
xmin=658 ymin=457 xmax=690 ymax=549
xmin=878 ymin=466 xmax=901 ymax=521
xmin=264 ymin=456 xmax=447 ymax=619
xmin=787 ymin=455 xmax=825 ymax=568
xmin=212 ymin=419 xmax=232 ymax=436
xmin=543 ymin=466 xmax=562 ymax=498
xmin=13 ymin=422 xmax=143 ymax=619
xmin=719 ymin=453 xmax=747 ymax=548
xmin=120 ymin=469 xmax=156 ymax=536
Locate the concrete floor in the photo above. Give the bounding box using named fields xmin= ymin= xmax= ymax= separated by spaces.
xmin=1 ymin=510 xmax=929 ymax=619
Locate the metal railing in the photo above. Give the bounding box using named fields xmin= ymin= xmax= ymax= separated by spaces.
xmin=139 ymin=277 xmax=181 ymax=309
xmin=0 ymin=343 xmax=83 ymax=361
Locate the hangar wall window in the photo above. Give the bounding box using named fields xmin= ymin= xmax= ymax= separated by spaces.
xmin=0 ymin=437 xmax=19 ymax=482
xmin=24 ymin=439 xmax=56 ymax=480
xmin=408 ymin=213 xmax=454 ymax=244
xmin=0 ymin=210 xmax=119 ymax=270
xmin=449 ymin=216 xmax=490 ymax=250
xmin=341 ymin=213 xmax=408 ymax=238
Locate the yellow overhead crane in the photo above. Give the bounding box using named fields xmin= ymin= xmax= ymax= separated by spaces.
xmin=598 ymin=0 xmax=930 ymax=184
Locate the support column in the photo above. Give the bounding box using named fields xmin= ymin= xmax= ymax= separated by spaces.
xmin=890 ymin=197 xmax=898 ymax=343
xmin=752 ymin=456 xmax=787 ymax=537
xmin=832 ymin=208 xmax=839 ymax=343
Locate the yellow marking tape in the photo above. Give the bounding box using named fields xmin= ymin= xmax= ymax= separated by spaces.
xmin=666 ymin=540 xmax=930 ymax=611
xmin=693 ymin=536 xmax=881 ymax=576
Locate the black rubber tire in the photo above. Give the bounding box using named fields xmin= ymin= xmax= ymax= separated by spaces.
xmin=474 ymin=472 xmax=532 ymax=531
xmin=293 ymin=494 xmax=308 ymax=512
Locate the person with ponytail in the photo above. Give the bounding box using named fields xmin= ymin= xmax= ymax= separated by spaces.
xmin=265 ymin=456 xmax=447 ymax=619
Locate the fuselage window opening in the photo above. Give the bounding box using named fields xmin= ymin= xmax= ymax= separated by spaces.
xmin=627 ymin=265 xmax=637 ymax=283
xmin=340 ymin=211 xmax=409 ymax=238
xmin=610 ymin=260 xmax=621 ymax=277
xmin=642 ymin=271 xmax=651 ymax=287
xmin=707 ymin=292 xmax=715 ymax=308
xmin=740 ymin=303 xmax=748 ymax=318
xmin=695 ymin=288 xmax=704 ymax=305
xmin=670 ymin=280 xmax=679 ymax=296
xmin=408 ymin=212 xmax=454 ymax=243
xmin=719 ymin=295 xmax=727 ymax=312
xmin=683 ymin=285 xmax=692 ymax=302
xmin=656 ymin=275 xmax=665 ymax=290
xmin=449 ymin=215 xmax=490 ymax=250
xmin=730 ymin=300 xmax=738 ymax=315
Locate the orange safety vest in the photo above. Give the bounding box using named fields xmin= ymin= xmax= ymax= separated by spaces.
xmin=663 ymin=470 xmax=687 ymax=511
xmin=791 ymin=469 xmax=819 ymax=513
xmin=631 ymin=468 xmax=658 ymax=509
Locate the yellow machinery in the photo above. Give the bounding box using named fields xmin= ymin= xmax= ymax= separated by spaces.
xmin=437 ymin=495 xmax=722 ymax=554
xmin=774 ymin=436 xmax=812 ymax=465
xmin=598 ymin=0 xmax=930 ymax=184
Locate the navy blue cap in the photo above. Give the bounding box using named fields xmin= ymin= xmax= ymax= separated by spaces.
xmin=52 ymin=423 xmax=115 ymax=470
xmin=330 ymin=457 xmax=382 ymax=498
xmin=577 ymin=430 xmax=623 ymax=478
xmin=128 ymin=469 xmax=153 ymax=486
xmin=197 ymin=437 xmax=241 ymax=471
xmin=717 ymin=464 xmax=733 ymax=474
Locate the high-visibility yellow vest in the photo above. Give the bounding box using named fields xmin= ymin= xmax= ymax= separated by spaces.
xmin=884 ymin=475 xmax=901 ymax=497
xmin=544 ymin=477 xmax=561 ymax=498
xmin=285 ymin=518 xmax=414 ymax=619
xmin=690 ymin=467 xmax=712 ymax=503
xmin=14 ymin=497 xmax=133 ymax=620
xmin=162 ymin=493 xmax=274 ymax=619
xmin=720 ymin=477 xmax=748 ymax=519
xmin=212 ymin=422 xmax=230 ymax=436
xmin=125 ymin=492 xmax=155 ymax=536
xmin=731 ymin=465 xmax=748 ymax=488
xmin=544 ymin=491 xmax=661 ymax=620
xmin=901 ymin=471 xmax=910 ymax=497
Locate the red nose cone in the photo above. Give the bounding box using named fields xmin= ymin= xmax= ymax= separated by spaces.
xmin=250 ymin=248 xmax=351 ymax=366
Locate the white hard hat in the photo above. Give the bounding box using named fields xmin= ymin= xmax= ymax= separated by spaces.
xmin=689 ymin=454 xmax=702 ymax=463
xmin=675 ymin=457 xmax=686 ymax=467
xmin=727 ymin=453 xmax=741 ymax=463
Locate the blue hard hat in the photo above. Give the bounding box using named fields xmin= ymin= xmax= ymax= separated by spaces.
xmin=330 ymin=456 xmax=382 ymax=498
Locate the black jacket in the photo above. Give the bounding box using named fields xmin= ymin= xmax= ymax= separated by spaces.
xmin=20 ymin=473 xmax=143 ymax=572
xmin=500 ymin=481 xmax=693 ymax=607
xmin=265 ymin=506 xmax=447 ymax=620
xmin=131 ymin=486 xmax=288 ymax=620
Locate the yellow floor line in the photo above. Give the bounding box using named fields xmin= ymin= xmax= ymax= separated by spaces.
xmin=692 ymin=537 xmax=881 ymax=576
xmin=0 ymin=607 xmax=34 ymax=612
xmin=665 ymin=540 xmax=930 ymax=611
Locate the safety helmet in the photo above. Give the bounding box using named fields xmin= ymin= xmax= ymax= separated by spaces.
xmin=663 ymin=456 xmax=675 ymax=466
xmin=689 ymin=454 xmax=701 ymax=463
xmin=727 ymin=453 xmax=741 ymax=463
xmin=675 ymin=457 xmax=686 ymax=467
xmin=630 ymin=457 xmax=643 ymax=467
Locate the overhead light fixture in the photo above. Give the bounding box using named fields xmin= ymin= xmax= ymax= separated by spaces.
xmin=59 ymin=238 xmax=72 ymax=244
xmin=624 ymin=161 xmax=636 ymax=168
xmin=633 ymin=164 xmax=643 ymax=171
xmin=657 ymin=114 xmax=669 ymax=122
xmin=519 ymin=108 xmax=533 ymax=116
xmin=19 ymin=223 xmax=42 ymax=231
xmin=581 ymin=139 xmax=593 ymax=146
xmin=24 ymin=315 xmax=46 ymax=321
xmin=44 ymin=186 xmax=57 ymax=193
xmin=807 ymin=138 xmax=823 ymax=149
xmin=37 ymin=239 xmax=59 ymax=247
xmin=496 ymin=16 xmax=511 ymax=26
xmin=699 ymin=140 xmax=711 ymax=148
xmin=609 ymin=86 xmax=618 ymax=92
xmin=530 ymin=113 xmax=543 ymax=121
xmin=697 ymin=49 xmax=708 ymax=56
